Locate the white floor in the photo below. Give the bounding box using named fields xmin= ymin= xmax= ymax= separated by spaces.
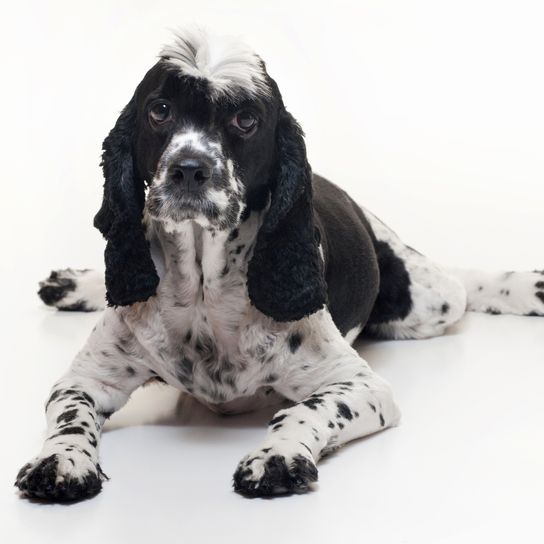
xmin=2 ymin=291 xmax=543 ymax=544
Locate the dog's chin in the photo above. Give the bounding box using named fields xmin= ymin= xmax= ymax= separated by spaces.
xmin=146 ymin=192 xmax=240 ymax=232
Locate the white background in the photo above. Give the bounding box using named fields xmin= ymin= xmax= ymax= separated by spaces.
xmin=1 ymin=1 xmax=543 ymax=543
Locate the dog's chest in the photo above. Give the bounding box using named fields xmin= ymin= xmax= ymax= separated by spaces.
xmin=126 ymin=215 xmax=289 ymax=404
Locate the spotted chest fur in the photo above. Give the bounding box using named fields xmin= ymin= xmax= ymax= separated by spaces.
xmin=114 ymin=211 xmax=296 ymax=406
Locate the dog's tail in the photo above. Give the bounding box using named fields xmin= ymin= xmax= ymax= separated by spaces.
xmin=38 ymin=269 xmax=106 ymax=311
xmin=450 ymin=268 xmax=544 ymax=317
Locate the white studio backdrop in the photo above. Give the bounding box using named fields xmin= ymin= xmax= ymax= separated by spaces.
xmin=1 ymin=0 xmax=542 ymax=285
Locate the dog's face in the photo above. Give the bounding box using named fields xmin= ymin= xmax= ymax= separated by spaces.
xmin=95 ymin=29 xmax=327 ymax=321
xmin=131 ymin=31 xmax=279 ymax=230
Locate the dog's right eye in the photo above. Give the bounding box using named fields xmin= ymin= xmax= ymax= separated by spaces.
xmin=149 ymin=102 xmax=171 ymax=124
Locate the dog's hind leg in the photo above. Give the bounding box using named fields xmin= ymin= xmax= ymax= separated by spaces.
xmin=361 ymin=208 xmax=467 ymax=340
xmin=38 ymin=268 xmax=106 ymax=311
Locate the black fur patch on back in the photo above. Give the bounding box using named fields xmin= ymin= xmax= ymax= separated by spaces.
xmin=312 ymin=176 xmax=380 ymax=335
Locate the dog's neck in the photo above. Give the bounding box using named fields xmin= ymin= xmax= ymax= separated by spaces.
xmin=146 ymin=211 xmax=263 ymax=283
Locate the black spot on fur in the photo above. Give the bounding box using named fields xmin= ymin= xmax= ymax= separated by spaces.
xmin=328 ymin=421 xmax=334 ymax=428
xmin=49 ymin=426 xmax=86 ymax=439
xmin=228 ymin=228 xmax=239 ymax=241
xmin=37 ymin=273 xmax=76 ymax=306
xmin=441 ymin=303 xmax=450 ymax=314
xmin=269 ymin=414 xmax=287 ymax=426
xmin=486 ymin=307 xmax=502 ymax=315
xmin=288 ymin=333 xmax=303 ymax=353
xmin=379 ymin=413 xmax=385 ymax=426
xmin=126 ymin=365 xmax=136 ymax=376
xmin=272 ymin=424 xmax=283 ymax=431
xmin=368 ymin=402 xmax=376 ymax=412
xmin=336 ymin=401 xmax=353 ymax=421
xmin=302 ymin=396 xmax=324 ymax=410
xmin=56 ymin=409 xmax=78 ymax=425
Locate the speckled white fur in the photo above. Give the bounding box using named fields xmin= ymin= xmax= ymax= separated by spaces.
xmin=23 ymin=211 xmax=402 ymax=498
xmin=451 ymin=269 xmax=544 ymax=316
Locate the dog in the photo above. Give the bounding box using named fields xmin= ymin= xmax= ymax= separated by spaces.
xmin=16 ymin=28 xmax=544 ymax=502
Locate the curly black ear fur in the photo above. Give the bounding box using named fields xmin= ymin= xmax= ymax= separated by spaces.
xmin=94 ymin=97 xmax=159 ymax=306
xmin=247 ymin=110 xmax=327 ymax=322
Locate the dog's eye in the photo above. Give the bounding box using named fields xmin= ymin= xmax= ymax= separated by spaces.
xmin=149 ymin=102 xmax=171 ymax=124
xmin=230 ymin=111 xmax=258 ymax=133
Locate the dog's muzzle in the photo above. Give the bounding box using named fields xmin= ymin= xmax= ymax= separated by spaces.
xmin=147 ymin=131 xmax=244 ymax=230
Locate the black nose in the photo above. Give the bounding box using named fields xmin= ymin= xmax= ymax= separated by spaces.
xmin=168 ymin=158 xmax=212 ymax=192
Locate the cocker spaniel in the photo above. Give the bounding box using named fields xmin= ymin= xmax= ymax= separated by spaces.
xmin=16 ymin=28 xmax=544 ymax=502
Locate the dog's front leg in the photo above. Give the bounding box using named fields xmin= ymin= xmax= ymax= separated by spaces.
xmin=15 ymin=310 xmax=151 ymax=502
xmin=233 ymin=351 xmax=400 ymax=497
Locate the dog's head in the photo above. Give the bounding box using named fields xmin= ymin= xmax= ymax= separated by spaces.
xmin=95 ymin=28 xmax=327 ymax=322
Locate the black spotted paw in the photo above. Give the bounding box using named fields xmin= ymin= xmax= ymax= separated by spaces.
xmin=233 ymin=443 xmax=318 ymax=497
xmin=38 ymin=268 xmax=104 ymax=311
xmin=15 ymin=452 xmax=106 ymax=502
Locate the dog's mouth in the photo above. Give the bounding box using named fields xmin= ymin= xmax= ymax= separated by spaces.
xmin=146 ymin=186 xmax=221 ymax=224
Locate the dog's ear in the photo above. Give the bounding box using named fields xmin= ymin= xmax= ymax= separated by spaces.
xmin=94 ymin=96 xmax=159 ymax=306
xmin=247 ymin=109 xmax=327 ymax=322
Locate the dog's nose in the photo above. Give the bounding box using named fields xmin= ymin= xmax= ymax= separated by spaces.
xmin=168 ymin=158 xmax=212 ymax=192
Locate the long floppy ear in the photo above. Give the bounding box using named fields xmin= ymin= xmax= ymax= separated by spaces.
xmin=247 ymin=110 xmax=327 ymax=322
xmin=94 ymin=97 xmax=159 ymax=306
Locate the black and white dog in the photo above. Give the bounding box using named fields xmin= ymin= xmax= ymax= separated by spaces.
xmin=16 ymin=28 xmax=544 ymax=502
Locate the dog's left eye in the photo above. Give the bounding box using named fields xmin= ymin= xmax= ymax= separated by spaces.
xmin=149 ymin=102 xmax=172 ymax=124
xmin=230 ymin=111 xmax=258 ymax=133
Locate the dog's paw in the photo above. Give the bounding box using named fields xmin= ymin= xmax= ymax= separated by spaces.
xmin=233 ymin=442 xmax=318 ymax=497
xmin=15 ymin=452 xmax=106 ymax=502
xmin=38 ymin=268 xmax=105 ymax=311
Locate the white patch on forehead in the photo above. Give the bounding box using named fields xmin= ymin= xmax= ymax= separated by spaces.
xmin=160 ymin=27 xmax=270 ymax=100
